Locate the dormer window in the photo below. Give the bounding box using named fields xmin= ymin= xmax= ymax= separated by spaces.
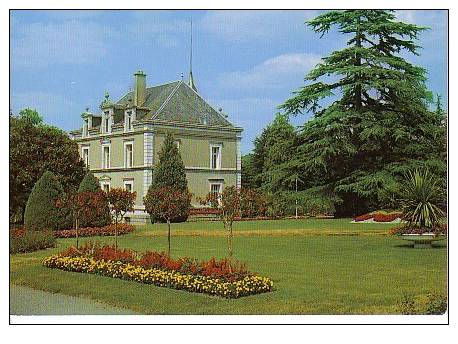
xmin=103 ymin=111 xmax=111 ymax=134
xmin=125 ymin=111 xmax=134 ymax=132
xmin=82 ymin=119 xmax=88 ymax=137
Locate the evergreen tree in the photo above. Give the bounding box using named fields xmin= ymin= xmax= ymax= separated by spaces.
xmin=280 ymin=10 xmax=446 ymax=215
xmin=145 ymin=132 xmax=190 ymax=223
xmin=78 ymin=171 xmax=101 ymax=193
xmin=24 ymin=171 xmax=67 ymax=230
xmin=241 ymin=154 xmax=257 ymax=189
xmin=252 ymin=113 xmax=298 ymax=191
xmin=151 ymin=133 xmax=188 ymax=191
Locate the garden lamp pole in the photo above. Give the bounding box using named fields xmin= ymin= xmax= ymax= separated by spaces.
xmin=295 ymin=177 xmax=298 ymax=219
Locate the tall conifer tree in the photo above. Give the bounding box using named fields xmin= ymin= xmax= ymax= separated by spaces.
xmin=280 ymin=10 xmax=446 ymax=214
xmin=150 ymin=133 xmax=188 ymax=191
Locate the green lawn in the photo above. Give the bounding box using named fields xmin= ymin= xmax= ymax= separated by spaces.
xmin=10 ymin=218 xmax=447 ymax=314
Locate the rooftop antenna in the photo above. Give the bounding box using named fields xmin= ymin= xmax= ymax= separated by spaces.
xmin=188 ymin=18 xmax=198 ymax=92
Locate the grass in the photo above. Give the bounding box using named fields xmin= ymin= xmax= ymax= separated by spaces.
xmin=9 ymin=218 xmax=447 ymax=315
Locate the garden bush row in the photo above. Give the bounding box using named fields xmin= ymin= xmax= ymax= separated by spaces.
xmin=43 ymin=244 xmax=273 ymax=298
xmin=10 ymin=230 xmax=56 ymax=254
xmin=54 ymin=224 xmax=135 ymax=238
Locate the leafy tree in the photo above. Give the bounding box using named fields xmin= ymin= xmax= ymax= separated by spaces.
xmin=252 ymin=113 xmax=298 ymax=191
xmin=77 ymin=171 xmax=111 ymax=227
xmin=143 ymin=187 xmax=191 ymax=256
xmin=24 ymin=171 xmax=68 ymax=231
xmin=18 ymin=108 xmax=43 ymax=126
xmin=151 ymin=133 xmax=188 ymax=191
xmin=200 ymin=186 xmax=241 ymax=258
xmin=106 ymin=188 xmax=136 ymax=251
xmin=10 ymin=112 xmax=86 ymax=222
xmin=57 ymin=190 xmax=110 ymax=248
xmin=280 ymin=10 xmax=446 ymax=215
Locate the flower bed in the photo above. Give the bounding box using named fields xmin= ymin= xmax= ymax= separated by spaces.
xmin=54 ymin=224 xmax=135 ymax=238
xmin=389 ymin=224 xmax=447 ymax=236
xmin=189 ymin=208 xmax=222 ymax=216
xmin=353 ymin=211 xmax=402 ymax=222
xmin=43 ymin=244 xmax=273 ymax=298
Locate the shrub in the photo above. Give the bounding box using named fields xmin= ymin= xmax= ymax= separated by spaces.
xmin=240 ymin=188 xmax=268 ymax=218
xmin=24 ymin=171 xmax=70 ymax=231
xmin=425 ymin=293 xmax=447 ymax=315
xmin=399 ymin=169 xmax=446 ymax=233
xmin=10 ymin=230 xmax=56 ymax=254
xmin=54 ymin=223 xmax=135 ymax=238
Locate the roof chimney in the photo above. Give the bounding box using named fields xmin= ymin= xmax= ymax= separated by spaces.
xmin=134 ymin=70 xmax=146 ymax=107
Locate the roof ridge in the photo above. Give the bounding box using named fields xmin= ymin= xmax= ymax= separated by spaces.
xmin=145 ymin=80 xmax=181 ymax=90
xmin=152 ymin=80 xmax=183 ymax=118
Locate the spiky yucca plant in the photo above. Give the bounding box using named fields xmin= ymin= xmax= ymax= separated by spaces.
xmin=400 ymin=169 xmax=445 ymax=233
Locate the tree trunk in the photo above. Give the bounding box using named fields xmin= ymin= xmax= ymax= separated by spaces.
xmin=115 ymin=217 xmax=118 ymax=252
xmin=167 ymin=219 xmax=171 ymax=257
xmin=75 ymin=217 xmax=79 ymax=249
xmin=228 ymin=224 xmax=233 ymax=258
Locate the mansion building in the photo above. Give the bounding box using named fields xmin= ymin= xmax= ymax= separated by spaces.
xmin=70 ymin=70 xmax=242 ymax=223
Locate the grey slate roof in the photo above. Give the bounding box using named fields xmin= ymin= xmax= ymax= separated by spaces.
xmin=116 ymin=81 xmax=234 ymax=127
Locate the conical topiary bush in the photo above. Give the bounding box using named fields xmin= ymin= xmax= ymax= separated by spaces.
xmin=78 ymin=170 xmax=101 ymax=193
xmin=24 ymin=171 xmax=67 ymax=231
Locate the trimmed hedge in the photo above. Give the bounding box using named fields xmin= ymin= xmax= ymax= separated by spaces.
xmin=10 ymin=230 xmax=56 ymax=254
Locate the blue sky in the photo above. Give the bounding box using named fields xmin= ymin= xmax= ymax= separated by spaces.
xmin=10 ymin=10 xmax=448 ymax=153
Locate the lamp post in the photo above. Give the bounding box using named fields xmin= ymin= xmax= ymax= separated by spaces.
xmin=295 ymin=177 xmax=298 ymax=219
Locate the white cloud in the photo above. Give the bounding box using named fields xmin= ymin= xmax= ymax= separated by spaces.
xmin=395 ymin=10 xmax=417 ymax=24
xmin=200 ymin=10 xmax=317 ymax=43
xmin=218 ymin=53 xmax=321 ymax=91
xmin=126 ymin=12 xmax=189 ymax=49
xmin=11 ymin=20 xmax=118 ymax=68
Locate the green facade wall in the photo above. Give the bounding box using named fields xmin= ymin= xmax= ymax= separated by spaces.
xmin=75 ymin=123 xmax=241 ymax=218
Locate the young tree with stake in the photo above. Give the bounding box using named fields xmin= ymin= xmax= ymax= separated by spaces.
xmin=106 ymin=188 xmax=136 ymax=251
xmin=200 ymin=186 xmax=241 ymax=258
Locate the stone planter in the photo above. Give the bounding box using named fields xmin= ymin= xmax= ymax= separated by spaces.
xmin=400 ymin=233 xmax=446 ymax=248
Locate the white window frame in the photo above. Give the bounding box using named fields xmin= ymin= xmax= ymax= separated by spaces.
xmin=124 ymin=141 xmax=134 ymax=168
xmin=100 ymin=181 xmax=110 ymax=193
xmin=125 ymin=110 xmax=134 ymax=132
xmin=209 ymin=182 xmax=223 ymax=202
xmin=102 ymin=144 xmax=111 ymax=169
xmin=81 ymin=146 xmax=90 ymax=167
xmin=123 ymin=179 xmax=134 ymax=193
xmin=210 ymin=143 xmax=222 ymax=170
